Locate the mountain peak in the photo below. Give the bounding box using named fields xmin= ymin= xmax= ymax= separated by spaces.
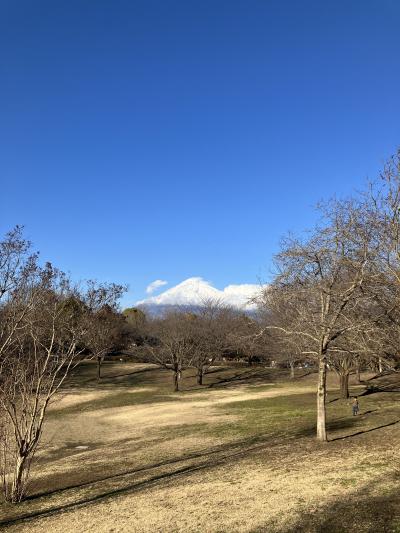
xmin=136 ymin=277 xmax=261 ymax=310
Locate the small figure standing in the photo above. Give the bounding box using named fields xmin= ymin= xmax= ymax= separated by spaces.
xmin=352 ymin=397 xmax=359 ymax=416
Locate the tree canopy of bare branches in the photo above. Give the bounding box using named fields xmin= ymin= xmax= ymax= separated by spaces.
xmin=257 ymin=198 xmax=380 ymax=441
xmin=0 ymin=227 xmax=126 ymax=502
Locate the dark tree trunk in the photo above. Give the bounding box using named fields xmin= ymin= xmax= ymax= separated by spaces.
xmin=97 ymin=356 xmax=102 ymax=381
xmin=339 ymin=373 xmax=350 ymax=399
xmin=197 ymin=369 xmax=204 ymax=385
xmin=317 ymin=355 xmax=327 ymax=442
xmin=173 ymin=370 xmax=179 ymax=392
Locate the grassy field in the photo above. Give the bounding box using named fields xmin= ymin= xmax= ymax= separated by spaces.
xmin=1 ymin=362 xmax=400 ymax=532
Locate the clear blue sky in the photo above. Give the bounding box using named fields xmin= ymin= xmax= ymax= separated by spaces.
xmin=1 ymin=0 xmax=399 ymax=306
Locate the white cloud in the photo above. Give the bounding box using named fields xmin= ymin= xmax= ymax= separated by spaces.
xmin=138 ymin=277 xmax=263 ymax=309
xmin=146 ymin=279 xmax=168 ymax=294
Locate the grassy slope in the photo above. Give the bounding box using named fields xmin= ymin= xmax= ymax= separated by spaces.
xmin=1 ymin=362 xmax=400 ymax=532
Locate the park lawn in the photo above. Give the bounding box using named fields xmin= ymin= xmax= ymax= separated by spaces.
xmin=1 ymin=362 xmax=399 ymax=532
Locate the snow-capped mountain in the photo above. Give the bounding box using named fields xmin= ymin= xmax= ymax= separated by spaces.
xmin=136 ymin=277 xmax=262 ymax=313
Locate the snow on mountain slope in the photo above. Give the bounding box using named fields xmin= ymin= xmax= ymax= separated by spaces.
xmin=136 ymin=277 xmax=261 ymax=310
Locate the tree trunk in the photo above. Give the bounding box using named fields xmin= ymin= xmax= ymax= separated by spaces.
xmin=173 ymin=370 xmax=179 ymax=392
xmin=289 ymin=361 xmax=295 ymax=379
xmin=378 ymin=356 xmax=383 ymax=374
xmin=97 ymin=356 xmax=102 ymax=381
xmin=197 ymin=369 xmax=204 ymax=385
xmin=317 ymin=356 xmax=327 ymax=442
xmin=339 ymin=373 xmax=349 ymax=399
xmin=355 ymin=360 xmax=361 ymax=384
xmin=10 ymin=454 xmax=27 ymax=503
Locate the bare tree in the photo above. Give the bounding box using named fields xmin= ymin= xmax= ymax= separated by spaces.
xmin=328 ymin=351 xmax=354 ymax=398
xmin=145 ymin=311 xmax=197 ymax=391
xmin=257 ymin=199 xmax=377 ymax=441
xmin=0 ymin=227 xmax=38 ymax=371
xmin=190 ymin=300 xmax=236 ymax=385
xmin=0 ymin=229 xmax=126 ymax=502
xmin=365 ymin=149 xmax=400 ymax=372
xmin=225 ymin=311 xmax=269 ymax=365
xmin=83 ymin=282 xmax=128 ymax=380
xmin=0 ymin=264 xmax=85 ymax=502
xmin=257 ymin=294 xmax=310 ymax=378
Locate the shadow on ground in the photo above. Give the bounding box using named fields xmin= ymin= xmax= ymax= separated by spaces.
xmin=208 ymin=368 xmax=309 ymax=389
xmin=3 ymin=405 xmax=398 ymax=530
xmin=360 ymin=373 xmax=400 ymax=396
xmin=0 ymin=433 xmax=300 ymax=528
xmin=61 ymin=362 xmax=303 ymax=394
xmin=280 ymin=474 xmax=400 ymax=533
xmin=63 ymin=363 xmax=161 ymax=391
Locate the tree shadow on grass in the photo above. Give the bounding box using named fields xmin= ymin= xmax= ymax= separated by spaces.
xmin=359 ymin=373 xmax=400 ymax=396
xmin=0 ymin=433 xmax=296 ymax=528
xmin=360 ymin=384 xmax=400 ymax=396
xmin=292 ymin=417 xmax=359 ymax=439
xmin=63 ymin=364 xmax=161 ymax=391
xmin=32 ymin=405 xmax=340 ymax=503
xmin=2 ymin=413 xmax=398 ymax=528
xmin=208 ymin=368 xmax=292 ymax=389
xmin=282 ymin=475 xmax=400 ymax=533
xmin=62 ymin=364 xmax=278 ymax=394
xmin=0 ymin=460 xmax=214 ymax=528
xmin=329 ymin=419 xmax=400 ymax=442
xmin=96 ymin=368 xmax=155 ymax=380
xmin=292 ymin=411 xmax=391 ymax=441
xmin=294 ymin=371 xmax=314 ymax=380
xmin=27 ymin=431 xmax=289 ymax=500
xmin=208 ymin=368 xmax=268 ymax=387
xmin=367 ymin=371 xmax=393 ymax=381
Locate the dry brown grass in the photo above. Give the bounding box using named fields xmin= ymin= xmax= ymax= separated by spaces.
xmin=1 ymin=363 xmax=399 ymax=532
